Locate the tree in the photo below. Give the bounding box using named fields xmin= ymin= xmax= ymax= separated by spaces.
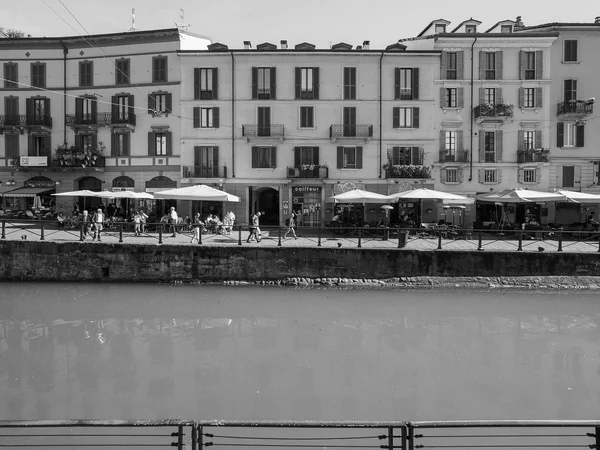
xmin=0 ymin=27 xmax=26 ymax=38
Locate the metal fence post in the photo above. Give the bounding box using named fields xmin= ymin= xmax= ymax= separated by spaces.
xmin=401 ymin=425 xmax=407 ymax=450
xmin=407 ymin=423 xmax=414 ymax=450
xmin=318 ymin=226 xmax=322 ymax=247
xmin=238 ymin=225 xmax=242 ymax=246
xmin=80 ymin=224 xmax=84 ymax=242
xmin=177 ymin=424 xmax=184 ymax=450
xmin=40 ymin=222 xmax=45 ymax=241
xmin=517 ymin=230 xmax=523 ymax=251
xmin=158 ymin=225 xmax=163 ymax=244
xmin=191 ymin=425 xmax=198 ymax=450
xmin=357 ymin=228 xmax=362 ymax=248
xmin=199 ymin=227 xmax=202 ymax=245
xmin=478 ymin=231 xmax=483 ymax=251
xmin=278 ymin=226 xmax=282 ymax=247
xmin=119 ymin=224 xmax=123 ymax=243
xmin=388 ymin=426 xmax=394 ymax=450
xmin=437 ymin=229 xmax=442 ymax=250
xmin=595 ymin=426 xmax=600 ymax=450
xmin=558 ymin=231 xmax=563 ymax=252
xmin=1 ymin=220 xmax=5 ymax=239
xmin=197 ymin=425 xmax=203 ymax=450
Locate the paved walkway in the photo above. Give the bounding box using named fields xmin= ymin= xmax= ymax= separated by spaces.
xmin=2 ymin=221 xmax=599 ymax=253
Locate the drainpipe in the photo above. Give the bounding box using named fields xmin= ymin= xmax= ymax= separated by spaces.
xmin=230 ymin=51 xmax=235 ymax=178
xmin=468 ymin=35 xmax=477 ymax=182
xmin=60 ymin=41 xmax=68 ymax=146
xmin=379 ymin=51 xmax=384 ymax=179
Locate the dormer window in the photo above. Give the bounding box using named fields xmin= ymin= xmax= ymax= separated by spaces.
xmin=501 ymin=25 xmax=513 ymax=33
xmin=465 ymin=25 xmax=476 ymax=33
xmin=435 ymin=24 xmax=446 ymax=33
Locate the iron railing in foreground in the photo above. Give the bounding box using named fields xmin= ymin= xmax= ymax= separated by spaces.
xmin=1 ymin=420 xmax=600 ymax=449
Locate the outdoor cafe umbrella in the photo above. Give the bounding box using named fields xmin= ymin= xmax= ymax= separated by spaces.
xmin=388 ymin=188 xmax=474 ymax=203
xmin=475 ymin=188 xmax=567 ymax=203
xmin=552 ymin=189 xmax=600 ymax=203
xmin=95 ymin=191 xmax=154 ymax=199
xmin=52 ymin=190 xmax=105 ymax=198
xmin=329 ymin=189 xmax=393 ymax=204
xmin=154 ymin=184 xmax=241 ymax=202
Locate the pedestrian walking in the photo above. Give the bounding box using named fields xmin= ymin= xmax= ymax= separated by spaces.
xmin=133 ymin=212 xmax=141 ymax=236
xmin=246 ymin=212 xmax=261 ymax=243
xmin=92 ymin=208 xmax=105 ymax=241
xmin=80 ymin=210 xmax=91 ymax=239
xmin=190 ymin=212 xmax=203 ymax=244
xmin=284 ymin=212 xmax=298 ymax=239
xmin=139 ymin=209 xmax=148 ymax=234
xmin=169 ymin=206 xmax=178 ymax=237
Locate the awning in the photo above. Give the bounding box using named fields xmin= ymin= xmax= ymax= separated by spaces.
xmin=3 ymin=187 xmax=55 ymax=198
xmin=0 ymin=185 xmax=18 ymax=195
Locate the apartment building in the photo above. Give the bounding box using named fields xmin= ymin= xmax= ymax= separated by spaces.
xmin=0 ymin=28 xmax=210 ymax=216
xmin=400 ymin=19 xmax=557 ymax=225
xmin=178 ymin=41 xmax=440 ymax=226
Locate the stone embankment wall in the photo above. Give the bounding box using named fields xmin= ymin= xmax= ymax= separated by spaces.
xmin=1 ymin=241 xmax=600 ymax=282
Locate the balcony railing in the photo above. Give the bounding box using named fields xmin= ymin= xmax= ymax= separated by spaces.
xmin=439 ymin=150 xmax=469 ymax=163
xmin=557 ymin=100 xmax=594 ymax=116
xmin=109 ymin=112 xmax=136 ymax=126
xmin=65 ymin=113 xmax=99 ymax=126
xmin=474 ymin=103 xmax=513 ymax=122
xmin=330 ymin=124 xmax=374 ymax=139
xmin=242 ymin=124 xmax=284 ymax=139
xmin=287 ymin=166 xmax=329 ymax=179
xmin=0 ymin=114 xmax=27 ymax=128
xmin=26 ymin=115 xmax=53 ymax=127
xmin=11 ymin=153 xmax=106 ymax=170
xmin=518 ymin=149 xmax=550 ymax=163
xmin=183 ymin=165 xmax=228 ymax=178
xmin=384 ymin=164 xmax=431 ymax=179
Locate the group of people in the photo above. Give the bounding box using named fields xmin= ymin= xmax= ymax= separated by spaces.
xmin=189 ymin=211 xmax=236 ymax=243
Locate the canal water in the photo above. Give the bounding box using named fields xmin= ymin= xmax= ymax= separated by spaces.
xmin=0 ymin=283 xmax=599 ymax=421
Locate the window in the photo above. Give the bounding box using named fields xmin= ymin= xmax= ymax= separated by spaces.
xmin=501 ymin=25 xmax=512 ymax=33
xmin=79 ymin=61 xmax=93 ymax=87
xmin=194 ymin=146 xmax=219 ymax=177
xmin=111 ymin=132 xmax=130 ymax=157
xmin=393 ymin=107 xmax=419 ymax=128
xmin=523 ymin=168 xmax=537 ymax=183
xmin=193 ymin=107 xmax=219 ymax=128
xmin=194 ymin=68 xmax=218 ymax=100
xmin=445 ymin=131 xmax=456 ymax=155
xmin=558 ymin=122 xmax=584 ymax=148
xmin=116 ymin=95 xmax=130 ymax=121
xmin=155 ymin=133 xmax=167 ymax=156
xmin=465 ymin=25 xmax=476 ymax=33
xmin=336 ymin=146 xmax=363 ymax=169
xmin=298 ymin=146 xmax=319 ymax=165
xmin=29 ymin=135 xmax=49 ymax=156
xmin=564 ymin=40 xmax=578 ymax=62
xmin=3 ymin=63 xmax=18 ymax=89
xmin=4 ymin=96 xmax=19 ymax=124
xmin=149 ymin=131 xmax=171 ymax=156
xmin=523 ymin=88 xmax=535 ymax=108
xmin=523 ymin=131 xmax=535 ymax=150
xmin=564 ymin=79 xmax=577 ymax=102
xmin=446 ymin=52 xmax=457 ymax=79
xmin=26 ymin=97 xmax=50 ymax=126
xmin=148 ymin=92 xmax=172 ymax=115
xmin=524 ymin=52 xmax=535 ymax=80
xmin=76 ymin=96 xmax=96 ymax=123
xmin=31 ymin=63 xmax=45 ymax=88
xmin=480 ymin=169 xmax=498 ymax=183
xmin=4 ymin=134 xmax=20 ymax=158
xmin=484 ymin=52 xmax=496 ymax=80
xmin=562 ymin=166 xmax=576 ymax=188
xmin=33 ymin=98 xmax=45 ymax=120
xmin=115 ymin=59 xmax=130 ymax=84
xmin=444 ymin=168 xmax=459 ymax=183
xmin=252 ymin=146 xmax=276 ymax=168
xmin=343 ymin=67 xmax=356 ymax=99
xmin=395 ymin=68 xmax=419 ymax=100
xmin=300 ymin=106 xmax=314 ymax=128
xmin=295 ymin=68 xmax=319 ymax=99
xmin=484 ymin=88 xmax=496 ymax=105
xmin=442 ymin=87 xmax=459 ymax=108
xmin=253 ymin=67 xmax=274 ymax=99
xmin=389 ymin=147 xmax=422 ymax=165
xmin=152 ymin=56 xmax=168 ymax=83
xmin=484 ymin=132 xmax=495 ymax=162
xmin=435 ymin=24 xmax=446 ymax=33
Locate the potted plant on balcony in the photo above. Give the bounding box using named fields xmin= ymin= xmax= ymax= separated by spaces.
xmin=495 ymin=103 xmax=514 ymax=117
xmin=534 ymin=148 xmax=550 ymax=162
xmin=53 ymin=142 xmax=105 ymax=168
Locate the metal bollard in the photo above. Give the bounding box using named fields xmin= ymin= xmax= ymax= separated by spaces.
xmin=40 ymin=222 xmax=45 ymax=241
xmin=558 ymin=231 xmax=563 ymax=252
xmin=278 ymin=226 xmax=282 ymax=247
xmin=478 ymin=231 xmax=483 ymax=251
xmin=158 ymin=225 xmax=163 ymax=244
xmin=437 ymin=229 xmax=442 ymax=250
xmin=80 ymin=224 xmax=84 ymax=242
xmin=317 ymin=226 xmax=322 ymax=247
xmin=357 ymin=228 xmax=362 ymax=248
xmin=238 ymin=225 xmax=242 ymax=246
xmin=119 ymin=225 xmax=123 ymax=243
xmin=1 ymin=220 xmax=5 ymax=239
xmin=517 ymin=230 xmax=523 ymax=251
xmin=198 ymin=227 xmax=202 ymax=245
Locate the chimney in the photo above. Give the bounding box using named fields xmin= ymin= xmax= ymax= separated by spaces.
xmin=356 ymin=46 xmax=362 ymax=50
xmin=515 ymin=16 xmax=524 ymax=27
xmin=595 ymin=16 xmax=600 ymax=24
xmin=363 ymin=40 xmax=370 ymax=50
xmin=243 ymin=40 xmax=251 ymax=50
xmin=280 ymin=40 xmax=288 ymax=49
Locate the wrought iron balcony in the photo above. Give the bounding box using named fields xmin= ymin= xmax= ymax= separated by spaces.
xmin=66 ymin=114 xmax=99 ymax=127
xmin=329 ymin=124 xmax=373 ymax=140
xmin=182 ymin=165 xmax=228 ymax=178
xmin=109 ymin=112 xmax=136 ymax=126
xmin=242 ymin=125 xmax=284 ymax=140
xmin=517 ymin=149 xmax=550 ymax=164
xmin=286 ymin=166 xmax=329 ymax=179
xmin=439 ymin=150 xmax=469 ymax=163
xmin=557 ymin=100 xmax=594 ymax=118
xmin=26 ymin=115 xmax=53 ymax=128
xmin=384 ymin=164 xmax=431 ymax=179
xmin=0 ymin=115 xmax=27 ymax=134
xmin=474 ymin=104 xmax=513 ymax=123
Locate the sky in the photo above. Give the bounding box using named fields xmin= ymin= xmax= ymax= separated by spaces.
xmin=2 ymin=0 xmax=599 ymax=49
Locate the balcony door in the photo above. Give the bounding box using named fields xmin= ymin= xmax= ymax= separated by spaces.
xmin=4 ymin=96 xmax=18 ymax=125
xmin=343 ymin=107 xmax=356 ymax=137
xmin=195 ymin=146 xmax=218 ymax=178
xmin=257 ymin=107 xmax=271 ymax=137
xmin=117 ymin=95 xmax=130 ymax=122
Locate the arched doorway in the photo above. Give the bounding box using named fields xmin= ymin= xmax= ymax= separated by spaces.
xmin=251 ymin=187 xmax=279 ymax=226
xmin=77 ymin=176 xmax=102 ymax=212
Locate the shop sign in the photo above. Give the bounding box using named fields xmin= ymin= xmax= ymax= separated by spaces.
xmin=292 ymin=186 xmax=322 ymax=193
xmin=20 ymin=156 xmax=48 ymax=167
xmin=112 ymin=187 xmax=135 ymax=192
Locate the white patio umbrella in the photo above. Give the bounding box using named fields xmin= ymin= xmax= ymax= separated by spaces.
xmin=96 ymin=190 xmax=154 ymax=199
xmin=553 ymin=189 xmax=600 ymax=203
xmin=475 ymin=188 xmax=567 ymax=203
xmin=154 ymin=184 xmax=240 ymax=202
xmin=329 ymin=189 xmax=393 ymax=204
xmin=389 ymin=188 xmax=474 ymax=203
xmin=52 ymin=190 xmax=104 ymax=197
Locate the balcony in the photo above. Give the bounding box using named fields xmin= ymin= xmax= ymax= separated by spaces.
xmin=106 ymin=112 xmax=136 ymax=131
xmin=384 ymin=164 xmax=431 ymax=179
xmin=242 ymin=125 xmax=284 ymax=141
xmin=439 ymin=150 xmax=469 ymax=163
xmin=329 ymin=124 xmax=373 ymax=142
xmin=0 ymin=115 xmax=27 ymax=134
xmin=287 ymin=165 xmax=329 ymax=179
xmin=556 ymin=100 xmax=594 ymax=119
xmin=474 ymin=103 xmax=513 ymax=124
xmin=517 ymin=149 xmax=550 ymax=164
xmin=182 ymin=165 xmax=228 ymax=179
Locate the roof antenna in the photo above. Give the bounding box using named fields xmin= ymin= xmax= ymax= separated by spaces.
xmin=128 ymin=8 xmax=136 ymax=32
xmin=175 ymin=9 xmax=191 ymax=31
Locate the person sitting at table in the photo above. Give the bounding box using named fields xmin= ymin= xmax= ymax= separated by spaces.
xmin=587 ymin=211 xmax=599 ymax=231
xmin=57 ymin=212 xmax=66 ymax=229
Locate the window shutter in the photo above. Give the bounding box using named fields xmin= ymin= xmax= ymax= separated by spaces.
xmin=479 ymin=133 xmax=485 ymax=162
xmin=478 ymin=169 xmax=484 ymax=183
xmin=411 ymin=147 xmax=420 ymax=165
xmin=518 ymin=168 xmax=524 ymax=183
xmin=194 ymin=68 xmax=200 ymax=99
xmin=535 ymin=130 xmax=542 ymax=149
xmin=440 ymin=52 xmax=447 ymax=79
xmin=517 ymin=130 xmax=525 ymax=151
xmin=412 ymin=107 xmax=419 ymax=128
xmin=457 ymin=51 xmax=464 ymax=79
xmin=313 ymin=67 xmax=320 ymax=100
xmin=148 ymin=132 xmax=154 ymax=156
xmin=518 ymin=88 xmax=525 ymax=108
xmin=479 ymin=87 xmax=485 ymax=105
xmin=212 ymin=68 xmax=218 ymax=100
xmin=193 ymin=107 xmax=200 ymax=128
xmin=92 ymin=98 xmax=97 ymax=117
xmin=535 ymin=168 xmax=540 ymax=183
xmin=535 ymin=88 xmax=542 ymax=107
xmin=440 ymin=87 xmax=446 ymax=108
xmin=394 ymin=68 xmax=400 ymax=99
xmin=194 ymin=146 xmax=201 ymax=167
xmin=166 ymin=132 xmax=172 ymax=156
xmin=251 ymin=67 xmax=258 ymax=99
xmin=42 ymin=134 xmax=50 ymax=157
xmin=111 ymin=133 xmax=119 ymax=157
xmin=439 ymin=130 xmax=445 ymax=153
xmin=337 ymin=146 xmax=344 ymax=169
xmin=148 ymin=94 xmax=155 ymax=114
xmin=557 ymin=122 xmax=564 ymax=148
xmin=295 ymin=67 xmax=301 ymax=99
xmin=496 ymin=88 xmax=503 ymax=104
xmin=495 ymin=51 xmax=503 ymax=79
xmin=75 ymin=134 xmax=82 ymax=151
xmin=127 ymin=94 xmax=134 ymax=119
xmin=314 ymin=146 xmax=319 ymax=163
xmin=166 ymin=93 xmax=172 ymax=113
xmin=343 ymin=67 xmax=349 ymax=99
xmin=535 ymin=51 xmax=543 ymax=79
xmin=356 ymin=146 xmax=363 ymax=169
xmin=458 ymin=169 xmax=464 ymax=183
xmin=457 ymin=130 xmax=464 ymax=152
xmin=392 ymin=107 xmax=400 ymax=128
xmin=111 ymin=95 xmax=118 ymax=116
xmin=457 ymin=88 xmax=464 ymax=108
xmin=441 ymin=168 xmax=447 ymax=183
xmin=91 ymin=134 xmax=98 ymax=150
xmin=212 ymin=146 xmax=219 ymax=166
xmin=124 ymin=133 xmax=130 ymax=156
xmin=496 ymin=130 xmax=503 ymax=162
xmin=412 ymin=68 xmax=419 ymax=100
xmin=27 ymin=135 xmax=33 ymax=156
xmin=294 ymin=147 xmax=301 ymax=167
xmin=557 ymin=166 xmax=564 ymax=187
xmin=251 ymin=146 xmax=259 ymax=168
xmin=419 ymin=147 xmax=424 ymax=165
xmin=519 ymin=51 xmax=526 ymax=80
xmin=387 ymin=147 xmax=394 ymax=164
xmin=213 ymin=107 xmax=220 ymax=128
xmin=271 ymin=146 xmax=277 ymax=168
xmin=26 ymin=97 xmax=33 ymax=124
xmin=270 ymin=67 xmax=276 ymax=99
xmin=76 ymin=97 xmax=83 ymax=118
xmin=479 ymin=51 xmax=485 ymax=80
xmin=576 ymin=124 xmax=585 ymax=148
